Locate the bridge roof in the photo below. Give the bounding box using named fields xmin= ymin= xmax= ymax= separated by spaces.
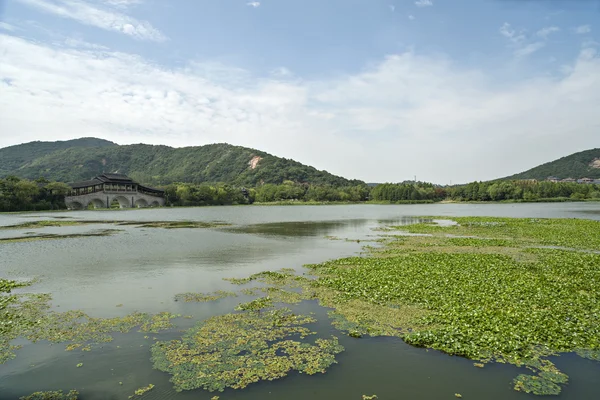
xmin=70 ymin=178 xmax=104 ymax=189
xmin=97 ymin=173 xmax=134 ymax=183
xmin=68 ymin=173 xmax=164 ymax=194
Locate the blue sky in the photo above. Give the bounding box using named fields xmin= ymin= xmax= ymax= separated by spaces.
xmin=0 ymin=0 xmax=599 ymax=183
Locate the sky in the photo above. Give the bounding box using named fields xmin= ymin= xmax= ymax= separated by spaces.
xmin=0 ymin=0 xmax=599 ymax=184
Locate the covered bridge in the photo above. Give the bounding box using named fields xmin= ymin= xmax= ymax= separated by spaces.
xmin=65 ymin=173 xmax=165 ymax=209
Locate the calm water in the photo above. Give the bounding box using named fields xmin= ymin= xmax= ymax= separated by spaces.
xmin=1 ymin=203 xmax=600 ymax=400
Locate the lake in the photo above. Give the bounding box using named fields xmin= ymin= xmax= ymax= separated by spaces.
xmin=1 ymin=203 xmax=600 ymax=400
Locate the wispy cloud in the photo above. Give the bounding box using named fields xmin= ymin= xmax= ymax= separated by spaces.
xmin=500 ymin=22 xmax=546 ymax=57
xmin=574 ymin=25 xmax=591 ymax=34
xmin=515 ymin=42 xmax=545 ymax=57
xmin=389 ymin=5 xmax=395 ymax=12
xmin=0 ymin=22 xmax=18 ymax=31
xmin=15 ymin=0 xmax=166 ymax=42
xmin=499 ymin=22 xmax=525 ymax=44
xmin=2 ymin=33 xmax=599 ymax=183
xmin=246 ymin=2 xmax=260 ymax=8
xmin=102 ymin=0 xmax=143 ymax=9
xmin=408 ymin=15 xmax=415 ymax=20
xmin=415 ymin=0 xmax=432 ymax=7
xmin=536 ymin=26 xmax=559 ymax=39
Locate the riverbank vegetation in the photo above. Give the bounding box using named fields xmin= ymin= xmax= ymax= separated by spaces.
xmin=3 ymin=175 xmax=600 ymax=212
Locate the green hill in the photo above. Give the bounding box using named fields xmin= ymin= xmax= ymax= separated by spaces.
xmin=0 ymin=137 xmax=116 ymax=177
xmin=0 ymin=138 xmax=362 ymax=187
xmin=504 ymin=148 xmax=600 ymax=180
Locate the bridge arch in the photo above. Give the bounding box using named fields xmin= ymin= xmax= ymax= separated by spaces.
xmin=111 ymin=195 xmax=131 ymax=209
xmin=134 ymin=198 xmax=148 ymax=208
xmin=89 ymin=198 xmax=106 ymax=209
xmin=66 ymin=200 xmax=85 ymax=210
xmin=149 ymin=200 xmax=160 ymax=207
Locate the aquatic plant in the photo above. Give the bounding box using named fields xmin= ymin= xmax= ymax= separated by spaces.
xmin=234 ymin=296 xmax=274 ymax=311
xmin=129 ymin=384 xmax=155 ymax=398
xmin=1 ymin=286 xmax=179 ymax=363
xmin=19 ymin=390 xmax=79 ymax=400
xmin=174 ymin=291 xmax=237 ymax=302
xmin=151 ymin=308 xmax=343 ymax=392
xmin=302 ymin=217 xmax=600 ymax=395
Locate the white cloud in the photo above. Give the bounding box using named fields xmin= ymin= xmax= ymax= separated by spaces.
xmin=574 ymin=25 xmax=591 ymax=34
xmin=536 ymin=26 xmax=560 ymax=39
xmin=514 ymin=42 xmax=545 ymax=57
xmin=500 ymin=23 xmax=546 ymax=57
xmin=15 ymin=0 xmax=166 ymax=42
xmin=389 ymin=5 xmax=395 ymax=12
xmin=103 ymin=0 xmax=143 ymax=8
xmin=499 ymin=22 xmax=525 ymax=44
xmin=408 ymin=15 xmax=415 ymax=20
xmin=0 ymin=22 xmax=18 ymax=31
xmin=270 ymin=67 xmax=292 ymax=77
xmin=415 ymin=0 xmax=432 ymax=7
xmin=1 ymin=33 xmax=599 ymax=183
xmin=247 ymin=2 xmax=260 ymax=8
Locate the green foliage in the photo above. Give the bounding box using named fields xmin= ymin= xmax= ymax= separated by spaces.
xmin=235 ymin=296 xmax=274 ymax=311
xmin=174 ymin=291 xmax=237 ymax=302
xmin=449 ymin=180 xmax=600 ymax=202
xmin=0 ymin=176 xmax=70 ymax=212
xmin=306 ymin=217 xmax=600 ymax=395
xmin=129 ymin=384 xmax=155 ymax=398
xmin=19 ymin=390 xmax=79 ymax=400
xmin=370 ymin=182 xmax=446 ymax=202
xmin=0 ymin=139 xmax=362 ymax=187
xmin=151 ymin=308 xmax=344 ymax=392
xmin=505 ymin=148 xmax=600 ymax=180
xmin=1 ymin=284 xmax=179 ymax=363
xmin=513 ymin=374 xmax=562 ymax=395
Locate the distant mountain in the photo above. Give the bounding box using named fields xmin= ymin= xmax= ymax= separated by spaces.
xmin=0 ymin=138 xmax=116 ymax=177
xmin=0 ymin=138 xmax=363 ymax=187
xmin=504 ymin=148 xmax=600 ymax=181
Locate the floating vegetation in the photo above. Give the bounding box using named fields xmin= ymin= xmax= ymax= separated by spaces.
xmin=174 ymin=291 xmax=237 ymax=302
xmin=151 ymin=308 xmax=343 ymax=392
xmin=235 ymin=296 xmax=274 ymax=311
xmin=129 ymin=384 xmax=155 ymax=398
xmin=1 ymin=220 xmax=83 ymax=230
xmin=76 ymin=363 xmax=83 ymax=368
xmin=118 ymin=221 xmax=229 ymax=229
xmin=1 ymin=219 xmax=228 ymax=232
xmin=576 ymin=349 xmax=600 ymax=361
xmin=0 ymin=230 xmax=122 ymax=243
xmin=19 ymin=390 xmax=79 ymax=400
xmin=224 ymin=270 xmax=300 ymax=285
xmin=454 ymin=394 xmax=462 ymax=398
xmin=1 ymin=284 xmax=179 ymax=363
xmin=514 ymin=374 xmax=562 ymax=395
xmin=362 ymin=396 xmax=378 ymax=400
xmin=298 ymin=217 xmax=600 ymax=395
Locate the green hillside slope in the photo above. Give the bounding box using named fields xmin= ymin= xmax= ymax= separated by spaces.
xmin=0 ymin=138 xmax=116 ymax=177
xmin=0 ymin=139 xmax=362 ymax=186
xmin=504 ymin=148 xmax=600 ymax=180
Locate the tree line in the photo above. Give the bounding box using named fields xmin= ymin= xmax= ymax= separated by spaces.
xmin=2 ymin=176 xmax=600 ymax=212
xmin=0 ymin=176 xmax=71 ymax=212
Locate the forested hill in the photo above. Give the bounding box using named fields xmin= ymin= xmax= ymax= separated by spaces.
xmin=0 ymin=138 xmax=363 ymax=187
xmin=0 ymin=138 xmax=116 ymax=177
xmin=503 ymin=148 xmax=600 ymax=180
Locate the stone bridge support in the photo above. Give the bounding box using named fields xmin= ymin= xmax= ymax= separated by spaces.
xmin=65 ymin=192 xmax=165 ymax=210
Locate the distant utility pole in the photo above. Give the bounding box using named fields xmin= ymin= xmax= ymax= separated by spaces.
xmin=414 ymin=175 xmax=417 ymax=183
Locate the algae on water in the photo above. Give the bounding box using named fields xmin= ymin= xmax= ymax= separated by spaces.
xmin=151 ymin=308 xmax=344 ymax=392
